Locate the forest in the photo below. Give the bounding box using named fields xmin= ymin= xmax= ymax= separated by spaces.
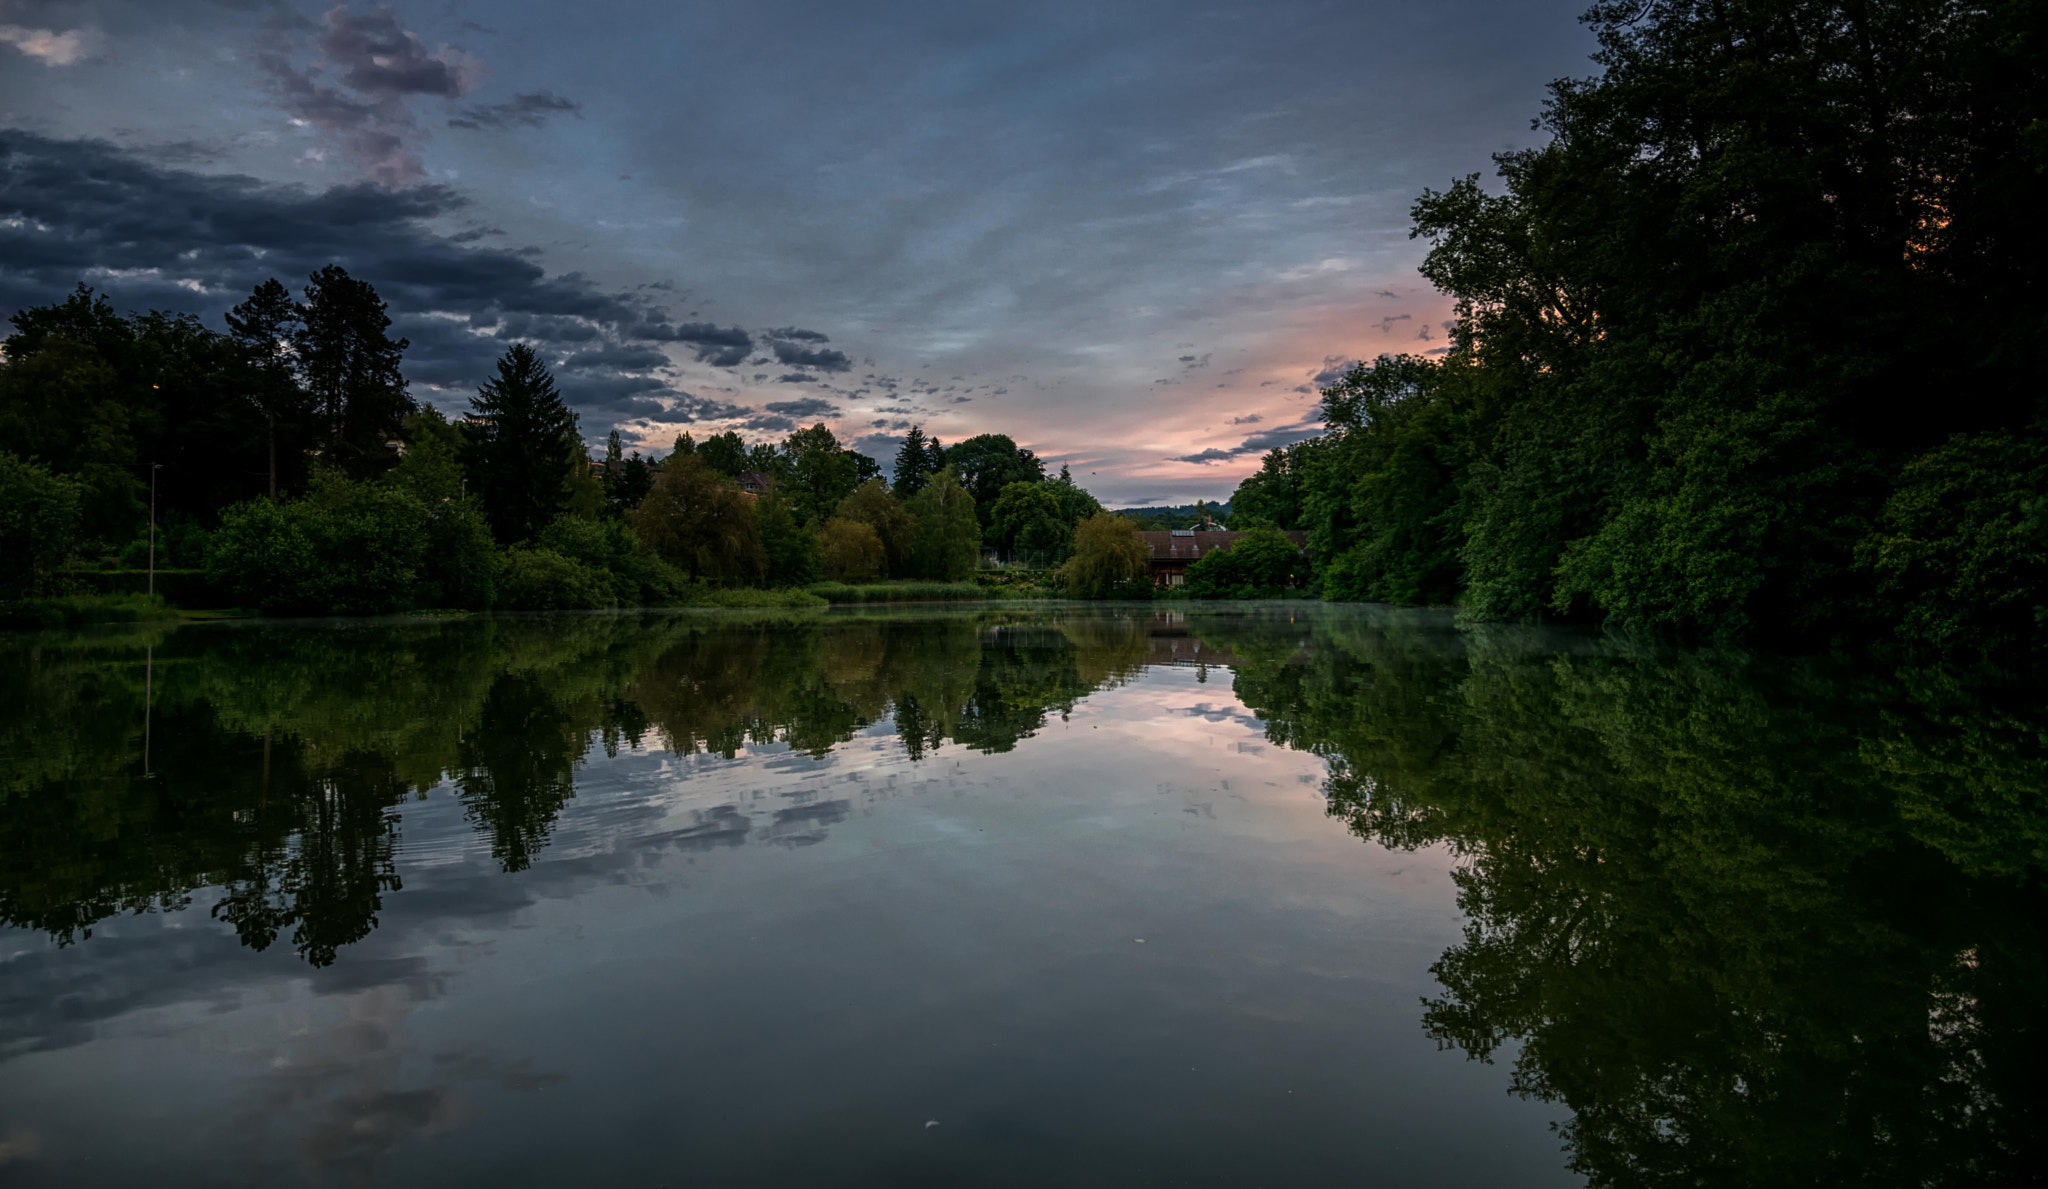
xmin=1224 ymin=0 xmax=2046 ymax=659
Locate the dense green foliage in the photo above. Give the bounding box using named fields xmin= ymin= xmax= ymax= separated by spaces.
xmin=1063 ymin=513 xmax=1152 ymax=598
xmin=1182 ymin=527 xmax=1307 ymax=599
xmin=0 ymin=451 xmax=82 ymax=600
xmin=1229 ymin=0 xmax=2048 ymax=656
xmin=0 ymin=275 xmax=1102 ymax=614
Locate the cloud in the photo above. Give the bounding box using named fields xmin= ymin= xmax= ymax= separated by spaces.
xmin=1376 ymin=313 xmax=1411 ymax=333
xmin=769 ymin=338 xmax=851 ymax=372
xmin=1310 ymin=356 xmax=1356 ymax=387
xmin=0 ymin=131 xmax=817 ymax=445
xmin=0 ymin=23 xmax=100 ymax=65
xmin=766 ymin=326 xmax=829 ymax=343
xmin=1229 ymin=414 xmax=1262 ymax=425
xmin=774 ymin=372 xmax=814 ymax=383
xmin=763 ymin=398 xmax=841 ymax=419
xmin=643 ymin=321 xmax=754 ymax=366
xmin=448 ymin=90 xmax=581 ymax=131
xmin=1169 ymin=419 xmax=1323 ymax=463
xmin=259 ymin=4 xmax=482 ymax=186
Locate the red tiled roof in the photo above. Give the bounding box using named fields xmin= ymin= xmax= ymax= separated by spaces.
xmin=1136 ymin=530 xmax=1307 ymax=561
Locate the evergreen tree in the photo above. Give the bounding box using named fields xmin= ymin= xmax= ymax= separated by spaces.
xmin=225 ymin=278 xmax=312 ymax=498
xmin=893 ymin=425 xmax=933 ymax=496
xmin=464 ymin=343 xmax=578 ymax=544
xmin=295 ymin=266 xmax=413 ymax=475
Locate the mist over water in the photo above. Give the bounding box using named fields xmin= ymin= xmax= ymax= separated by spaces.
xmin=1 ymin=605 xmax=2041 ymax=1186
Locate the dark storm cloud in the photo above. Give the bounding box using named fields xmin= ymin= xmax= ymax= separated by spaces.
xmin=0 ymin=131 xmax=810 ymax=440
xmin=775 ymin=372 xmax=814 ymax=383
xmin=765 ymin=326 xmax=829 ymax=343
xmin=763 ymin=398 xmax=841 ymax=419
xmin=743 ymin=413 xmax=798 ymax=433
xmin=644 ymin=320 xmax=754 ymax=366
xmin=768 ymin=338 xmax=852 ymax=372
xmin=1170 ymin=419 xmax=1322 ymax=463
xmin=448 ymin=89 xmax=581 ymax=131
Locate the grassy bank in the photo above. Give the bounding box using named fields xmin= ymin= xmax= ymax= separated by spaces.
xmin=680 ymin=587 xmax=830 ymax=609
xmin=0 ymin=593 xmax=179 ymax=630
xmin=810 ymin=581 xmax=989 ymax=604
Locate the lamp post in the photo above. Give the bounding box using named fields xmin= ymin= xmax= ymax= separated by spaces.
xmin=148 ymin=462 xmax=161 ymax=597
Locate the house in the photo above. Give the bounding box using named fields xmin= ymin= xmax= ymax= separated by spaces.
xmin=1136 ymin=528 xmax=1309 ymax=588
xmin=735 ymin=470 xmax=775 ymax=496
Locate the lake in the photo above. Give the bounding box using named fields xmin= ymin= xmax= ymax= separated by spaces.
xmin=1 ymin=604 xmax=2041 ymax=1186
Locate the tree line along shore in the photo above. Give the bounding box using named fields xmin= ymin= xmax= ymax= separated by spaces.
xmin=0 ymin=275 xmax=1290 ymax=622
xmin=4 ymin=1 xmax=2045 ymax=658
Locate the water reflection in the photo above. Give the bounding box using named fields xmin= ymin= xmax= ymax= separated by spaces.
xmin=0 ymin=609 xmax=1180 ymax=965
xmin=1 ymin=605 xmax=2043 ymax=1184
xmin=1217 ymin=610 xmax=2048 ymax=1187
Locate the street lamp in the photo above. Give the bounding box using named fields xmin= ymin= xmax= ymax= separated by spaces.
xmin=148 ymin=463 xmax=161 ymax=597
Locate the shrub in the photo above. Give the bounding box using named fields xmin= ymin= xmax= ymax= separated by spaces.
xmin=0 ymin=450 xmax=83 ymax=600
xmin=818 ymin=517 xmax=885 ymax=580
xmin=1184 ymin=528 xmax=1306 ymax=599
xmin=498 ymin=546 xmax=616 ymax=610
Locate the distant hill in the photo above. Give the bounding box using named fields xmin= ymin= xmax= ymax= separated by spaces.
xmin=1109 ymin=501 xmax=1232 ymax=531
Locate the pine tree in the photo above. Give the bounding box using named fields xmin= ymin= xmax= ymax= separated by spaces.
xmin=464 ymin=343 xmax=577 ymax=544
xmin=225 ymin=278 xmax=310 ymax=498
xmin=295 ymin=265 xmax=413 ymax=474
xmin=892 ymin=425 xmax=932 ymax=496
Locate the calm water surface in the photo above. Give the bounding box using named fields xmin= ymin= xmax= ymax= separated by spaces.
xmin=1 ymin=604 xmax=2042 ymax=1186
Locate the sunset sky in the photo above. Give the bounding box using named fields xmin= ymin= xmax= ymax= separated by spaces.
xmin=0 ymin=0 xmax=1593 ymax=505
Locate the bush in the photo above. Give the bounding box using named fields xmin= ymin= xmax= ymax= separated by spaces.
xmin=818 ymin=517 xmax=885 ymax=581
xmin=1184 ymin=528 xmax=1308 ymax=599
xmin=207 ymin=470 xmax=459 ymax=615
xmin=498 ymin=546 xmax=617 ymax=610
xmin=208 ymin=497 xmax=320 ymax=612
xmin=0 ymin=450 xmax=83 ymax=600
xmin=536 ymin=514 xmax=688 ymax=605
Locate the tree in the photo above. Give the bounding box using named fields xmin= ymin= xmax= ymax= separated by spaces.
xmin=628 ymin=452 xmax=765 ymax=585
xmin=0 ymin=451 xmax=82 ymax=599
xmin=389 ymin=408 xmax=498 ymax=609
xmin=1064 ymin=513 xmax=1150 ymax=598
xmin=464 ymin=344 xmax=578 ymax=544
xmin=906 ymin=466 xmax=980 ymax=580
xmin=757 ymin=490 xmax=820 ymax=586
xmin=834 ymin=479 xmax=914 ymax=575
xmin=1183 ymin=528 xmax=1304 ymax=598
xmin=818 ymin=517 xmax=885 ymax=581
xmin=225 ymin=278 xmax=312 ymax=499
xmin=893 ymin=425 xmax=935 ymax=496
xmin=781 ymin=423 xmax=862 ymax=525
xmin=696 ymin=430 xmax=749 ymax=478
xmin=946 ymin=433 xmax=1044 ymax=530
xmin=989 ymin=480 xmax=1068 ymax=565
xmin=295 ymin=265 xmax=413 ymax=474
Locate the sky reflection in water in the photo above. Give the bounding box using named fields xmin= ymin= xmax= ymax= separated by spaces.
xmin=0 ymin=605 xmax=2041 ymax=1186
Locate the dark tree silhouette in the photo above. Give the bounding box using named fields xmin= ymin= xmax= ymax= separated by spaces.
xmin=294 ymin=265 xmax=413 ymax=475
xmin=463 ymin=343 xmax=578 ymax=543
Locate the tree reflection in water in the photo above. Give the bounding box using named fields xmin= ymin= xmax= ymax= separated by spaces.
xmin=1218 ymin=607 xmax=2048 ymax=1188
xmin=1 ymin=604 xmax=2042 ymax=1183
